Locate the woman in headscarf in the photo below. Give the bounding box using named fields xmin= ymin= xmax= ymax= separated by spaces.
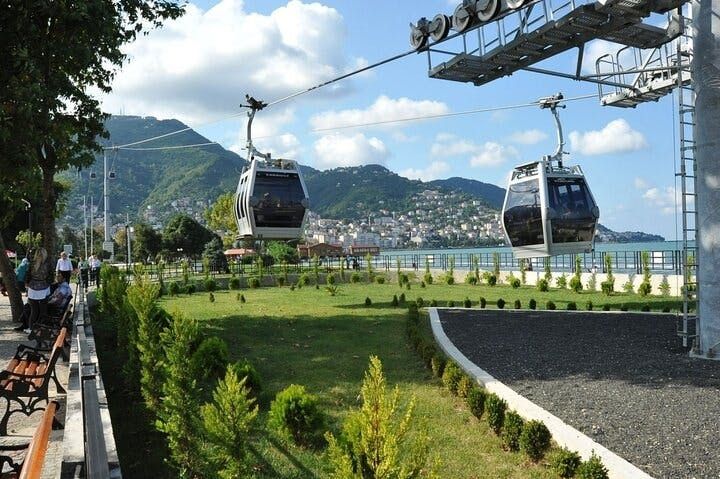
xmin=25 ymin=248 xmax=52 ymax=334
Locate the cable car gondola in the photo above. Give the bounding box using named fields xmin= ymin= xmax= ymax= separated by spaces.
xmin=234 ymin=96 xmax=310 ymax=240
xmin=501 ymin=94 xmax=599 ymax=258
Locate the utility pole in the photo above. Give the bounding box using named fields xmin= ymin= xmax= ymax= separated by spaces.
xmin=83 ymin=195 xmax=88 ymax=259
xmin=90 ymin=196 xmax=94 ymax=256
xmin=126 ymin=212 xmax=132 ymax=268
xmin=103 ymin=150 xmax=110 ymax=244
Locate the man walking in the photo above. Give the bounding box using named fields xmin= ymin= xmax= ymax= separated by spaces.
xmin=56 ymin=251 xmax=73 ymax=283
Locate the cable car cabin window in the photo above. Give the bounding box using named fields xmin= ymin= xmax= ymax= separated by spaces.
xmin=253 ymin=172 xmax=306 ymax=228
xmin=503 ymin=179 xmax=544 ymax=246
xmin=547 ymin=178 xmax=596 ymax=244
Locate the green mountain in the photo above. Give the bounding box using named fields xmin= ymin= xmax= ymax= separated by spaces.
xmin=427 ymin=177 xmax=505 ymax=209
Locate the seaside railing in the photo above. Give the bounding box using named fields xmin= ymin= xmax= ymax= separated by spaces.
xmin=118 ymin=248 xmax=685 ymax=280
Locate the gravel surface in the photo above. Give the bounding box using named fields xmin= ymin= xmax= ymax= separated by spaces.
xmin=438 ymin=309 xmax=720 ymax=479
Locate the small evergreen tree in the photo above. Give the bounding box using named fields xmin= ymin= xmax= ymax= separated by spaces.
xmin=659 ymin=275 xmax=671 ymax=296
xmin=544 ymin=257 xmax=552 ymax=283
xmin=601 ymin=254 xmax=615 ymax=295
xmin=312 ymin=255 xmax=321 ymax=286
xmin=424 ymin=257 xmax=433 ymax=285
xmin=366 ymin=253 xmax=375 ymax=283
xmin=520 ymin=259 xmax=527 ymax=285
xmin=492 ymin=252 xmax=501 ymax=282
xmin=396 ymin=258 xmax=403 ymax=287
xmin=472 ymin=255 xmax=480 ymax=283
xmin=638 ymin=251 xmax=652 ymax=296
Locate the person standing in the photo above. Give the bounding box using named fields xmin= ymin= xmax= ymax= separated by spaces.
xmin=14 ymin=258 xmax=29 ymax=293
xmin=91 ymin=255 xmax=102 ymax=287
xmin=26 ymin=248 xmax=52 ymax=334
xmin=79 ymin=257 xmax=89 ymax=289
xmin=56 ymin=251 xmax=73 ymax=283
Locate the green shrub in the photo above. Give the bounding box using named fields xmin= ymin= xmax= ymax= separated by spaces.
xmin=268 ymin=384 xmax=324 ymax=447
xmin=502 ymin=411 xmax=525 ymax=452
xmin=556 ymin=274 xmax=567 ymax=289
xmin=537 ymin=278 xmax=549 ymax=292
xmin=430 ymin=299 xmax=438 ymax=307
xmin=186 ymin=283 xmax=196 ymax=295
xmin=601 ymin=279 xmax=614 ymax=296
xmin=276 ymin=276 xmax=286 ymax=287
xmin=520 ymin=420 xmax=551 ymax=462
xmin=497 ymin=298 xmax=505 ymax=309
xmin=659 ymin=275 xmax=671 ymax=297
xmin=350 ymin=272 xmax=361 ymax=283
xmin=529 ymin=298 xmax=537 ymax=310
xmin=463 ymin=297 xmax=472 ymax=308
xmin=514 ymin=299 xmax=521 ymax=309
xmin=466 ymin=387 xmax=486 ymax=419
xmin=570 ymin=276 xmax=583 ymax=293
xmin=447 ymin=300 xmax=455 ymax=307
xmin=602 ymin=304 xmax=610 ymax=311
xmin=550 ymin=447 xmax=582 ymax=478
xmin=638 ymin=281 xmax=652 ymax=296
xmin=416 ymin=297 xmax=424 ymax=307
xmin=229 ymin=277 xmax=241 ymax=290
xmin=399 ymin=293 xmax=406 ymax=305
xmin=209 ymin=292 xmax=215 ymax=302
xmin=456 ymin=374 xmax=474 ymax=399
xmin=375 ymin=275 xmax=386 ymax=284
xmin=445 ymin=274 xmax=455 ymax=285
xmin=407 ymin=303 xmax=419 ymax=321
xmin=510 ymin=277 xmax=521 ymax=289
xmin=623 ymin=278 xmax=635 ymax=294
xmin=240 ymin=294 xmax=246 ymax=304
xmin=191 ymin=336 xmax=228 ymax=381
xmin=299 ymin=273 xmax=311 ymax=286
xmin=662 ymin=306 xmax=671 ymax=313
xmin=546 ymin=301 xmax=556 ymax=310
xmin=442 ymin=361 xmax=463 ymax=395
xmin=586 ymin=300 xmax=593 ymax=311
xmin=431 ymin=354 xmax=445 ymax=378
xmin=620 ymin=304 xmax=628 ymax=311
xmin=326 ymin=273 xmax=336 ymax=285
xmin=420 ymin=281 xmax=426 ymax=288
xmin=576 ymin=453 xmax=609 ymax=479
xmin=204 ymin=278 xmax=217 ymax=292
xmin=486 ymin=394 xmax=507 ymax=434
xmin=641 ymin=304 xmax=651 ymax=312
xmin=424 ymin=272 xmax=433 ymax=285
xmin=229 ymin=359 xmax=262 ymax=396
xmin=465 ymin=273 xmax=478 ymax=285
xmin=567 ymin=302 xmax=577 ymax=311
xmin=487 ymin=274 xmax=497 ymax=286
xmin=364 ymin=297 xmax=372 ymax=307
xmin=480 ymin=297 xmax=487 ymax=309
xmin=248 ymin=277 xmax=260 ymax=289
xmin=391 ymin=295 xmax=399 ymax=307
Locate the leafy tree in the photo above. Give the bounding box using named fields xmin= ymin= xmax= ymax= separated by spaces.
xmin=325 ymin=356 xmax=437 ymax=478
xmin=163 ymin=214 xmax=217 ymax=258
xmin=266 ymin=241 xmax=298 ymax=264
xmin=201 ymin=370 xmax=258 ymax=479
xmin=205 ymin=192 xmax=238 ymax=247
xmin=132 ymin=222 xmax=163 ymax=263
xmin=157 ymin=313 xmax=203 ymax=477
xmin=203 ymin=237 xmax=228 ymax=272
xmin=1 ymin=1 xmax=183 ymax=254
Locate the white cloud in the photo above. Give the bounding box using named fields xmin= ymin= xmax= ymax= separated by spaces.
xmin=313 ymin=133 xmax=389 ymax=169
xmin=102 ymin=0 xmax=355 ymax=124
xmin=634 ymin=177 xmax=649 ymax=190
xmin=509 ymin=129 xmax=548 ymax=145
xmin=642 ymin=185 xmax=687 ymax=215
xmin=569 ymin=119 xmax=648 ymax=156
xmin=309 ymin=95 xmax=449 ymax=131
xmin=470 ymin=142 xmax=519 ymax=167
xmin=400 ymin=161 xmax=451 ymax=182
xmin=228 ymin=107 xmax=301 ymax=159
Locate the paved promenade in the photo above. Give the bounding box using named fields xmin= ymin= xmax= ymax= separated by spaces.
xmin=0 ymin=294 xmax=68 ymax=478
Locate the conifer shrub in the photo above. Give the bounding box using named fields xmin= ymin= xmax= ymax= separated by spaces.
xmin=420 ymin=281 xmax=426 ymax=288
xmin=208 ymin=292 xmax=215 ymax=303
xmin=185 ymin=283 xmax=196 ymax=295
xmin=191 ymin=336 xmax=228 ymax=381
xmin=641 ymin=304 xmax=651 ymax=312
xmin=364 ymin=297 xmax=372 ymax=307
xmin=487 ymin=274 xmax=497 ymax=286
xmin=502 ymin=411 xmax=525 ymax=452
xmin=546 ymin=301 xmax=556 ymax=310
xmin=550 ymin=448 xmax=582 ymax=478
xmin=375 ymin=275 xmax=386 ymax=284
xmin=248 ymin=277 xmax=261 ymax=289
xmin=416 ymin=297 xmax=424 ymax=307
xmin=659 ymin=275 xmax=671 ymax=297
xmin=399 ymin=293 xmax=406 ymax=305
xmin=586 ymin=300 xmax=593 ymax=311
xmin=623 ymin=277 xmax=635 ymax=294
xmin=576 ymin=453 xmax=609 ymax=479
xmin=638 ymin=281 xmax=652 ymax=296
xmin=662 ymin=306 xmax=671 ymax=313
xmin=456 ymin=374 xmax=474 ymax=399
xmin=276 ymin=276 xmax=286 ymax=287
xmin=407 ymin=303 xmax=419 ymax=321
xmin=424 ymin=272 xmax=433 ymax=285
xmin=349 ymin=272 xmax=361 ymax=283
xmin=298 ymin=273 xmax=311 ymax=286
xmin=204 ymin=278 xmax=217 ymax=292
xmin=431 ymin=354 xmax=446 ymax=378
xmin=236 ymin=292 xmax=242 ymax=301
xmin=556 ymin=274 xmax=567 ymax=289
xmin=268 ymin=384 xmax=324 ymax=447
xmin=570 ymin=276 xmax=583 ymax=293
xmin=497 ymin=298 xmax=506 ymax=309
xmin=620 ymin=304 xmax=628 ymax=311
xmin=445 ymin=274 xmax=455 ymax=285
xmin=567 ymin=302 xmax=577 ymax=311
xmin=326 ymin=273 xmax=336 ymax=285
xmin=391 ymin=294 xmax=399 ymax=307
xmin=537 ymin=278 xmax=549 ymax=292
xmin=486 ymin=394 xmax=507 ymax=434
xmin=240 ymin=294 xmax=246 ymax=304
xmin=514 ymin=299 xmax=521 ymax=309
xmin=442 ymin=361 xmax=463 ymax=395
xmin=466 ymin=387 xmax=486 ymax=419
xmin=464 ymin=297 xmax=472 ymax=308
xmin=430 ymin=299 xmax=438 ymax=307
xmin=480 ymin=297 xmax=487 ymax=309
xmin=510 ymin=277 xmax=521 ymax=289
xmin=529 ymin=298 xmax=537 ymax=310
xmin=465 ymin=273 xmax=478 ymax=285
xmin=602 ymin=304 xmax=610 ymax=311
xmin=520 ymin=420 xmax=551 ymax=462
xmin=229 ymin=359 xmax=262 ymax=396
xmin=447 ymin=300 xmax=455 ymax=307
xmin=405 ymin=282 xmax=411 ymax=290
xmin=229 ymin=277 xmax=241 ymax=290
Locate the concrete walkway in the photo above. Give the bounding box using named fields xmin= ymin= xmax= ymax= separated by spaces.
xmin=0 ymin=294 xmax=69 ymax=478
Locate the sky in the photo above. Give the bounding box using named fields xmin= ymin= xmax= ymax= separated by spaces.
xmin=99 ymin=0 xmax=684 ymax=238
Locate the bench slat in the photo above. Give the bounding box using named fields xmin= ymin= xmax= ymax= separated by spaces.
xmin=18 ymin=400 xmax=57 ymax=479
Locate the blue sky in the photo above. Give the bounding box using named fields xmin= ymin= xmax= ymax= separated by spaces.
xmin=100 ymin=0 xmax=683 ymax=238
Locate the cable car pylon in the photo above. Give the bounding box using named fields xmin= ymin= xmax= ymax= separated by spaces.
xmin=501 ymin=93 xmax=600 ymax=258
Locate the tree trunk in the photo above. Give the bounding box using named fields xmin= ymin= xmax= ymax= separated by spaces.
xmin=0 ymin=232 xmax=24 ymax=322
xmin=40 ymin=162 xmax=57 ymax=255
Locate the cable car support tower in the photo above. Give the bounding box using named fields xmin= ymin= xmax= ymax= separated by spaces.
xmin=411 ymin=0 xmax=718 ymax=358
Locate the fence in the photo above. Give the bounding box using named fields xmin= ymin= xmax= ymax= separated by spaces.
xmin=119 ymin=248 xmax=686 ymax=280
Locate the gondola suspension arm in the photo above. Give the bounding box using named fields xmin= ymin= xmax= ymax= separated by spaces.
xmin=243 ymin=95 xmax=269 ymax=163
xmin=539 ymin=93 xmax=566 ymax=168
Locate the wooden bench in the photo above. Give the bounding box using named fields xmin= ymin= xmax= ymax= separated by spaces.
xmin=0 ymin=329 xmax=68 ymax=436
xmin=29 ymin=304 xmax=73 ymax=355
xmin=0 ymin=400 xmax=59 ymax=478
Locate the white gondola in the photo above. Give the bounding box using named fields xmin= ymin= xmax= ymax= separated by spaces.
xmin=501 ymin=94 xmax=600 ymax=258
xmin=234 ymin=96 xmax=310 ymax=240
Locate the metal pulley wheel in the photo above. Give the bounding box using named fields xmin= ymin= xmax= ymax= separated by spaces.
xmin=409 ymin=18 xmax=429 ymax=50
xmin=452 ymin=3 xmax=475 ymax=32
xmin=429 ymin=14 xmax=451 ymax=42
xmin=506 ymin=0 xmax=529 ymax=10
xmin=476 ymin=0 xmax=501 ymax=22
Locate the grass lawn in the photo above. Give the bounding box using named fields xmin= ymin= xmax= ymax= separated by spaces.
xmin=97 ymin=278 xmax=682 ymax=478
